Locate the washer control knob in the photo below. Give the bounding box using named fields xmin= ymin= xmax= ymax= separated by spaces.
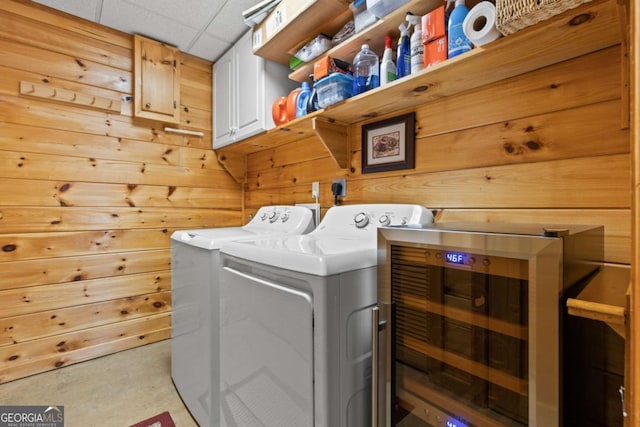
xmin=281 ymin=213 xmax=289 ymax=223
xmin=379 ymin=214 xmax=391 ymax=226
xmin=354 ymin=212 xmax=369 ymax=228
xmin=260 ymin=212 xmax=268 ymax=221
xmin=268 ymin=211 xmax=279 ymax=223
xmin=400 ymin=217 xmax=407 ymax=225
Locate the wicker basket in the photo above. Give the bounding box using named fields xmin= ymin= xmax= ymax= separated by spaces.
xmin=495 ymin=0 xmax=593 ymax=35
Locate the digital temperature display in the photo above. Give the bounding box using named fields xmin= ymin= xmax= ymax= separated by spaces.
xmin=446 ymin=418 xmax=468 ymax=427
xmin=445 ymin=251 xmax=466 ymax=264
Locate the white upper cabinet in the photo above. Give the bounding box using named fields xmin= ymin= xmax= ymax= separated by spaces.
xmin=213 ymin=30 xmax=296 ymax=149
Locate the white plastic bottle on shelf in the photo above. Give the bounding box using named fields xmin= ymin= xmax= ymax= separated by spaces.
xmin=380 ymin=35 xmax=396 ymax=86
xmin=352 ymin=44 xmax=380 ymax=95
xmin=407 ymin=13 xmax=424 ymax=74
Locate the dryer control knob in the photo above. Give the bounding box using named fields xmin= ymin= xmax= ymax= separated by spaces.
xmin=281 ymin=213 xmax=290 ymax=223
xmin=260 ymin=212 xmax=268 ymax=221
xmin=268 ymin=211 xmax=279 ymax=223
xmin=354 ymin=212 xmax=369 ymax=228
xmin=379 ymin=215 xmax=391 ymax=226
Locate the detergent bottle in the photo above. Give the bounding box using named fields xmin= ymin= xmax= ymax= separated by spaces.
xmin=448 ymin=0 xmax=472 ymax=58
xmin=295 ymin=81 xmax=312 ymax=118
xmin=380 ymin=34 xmax=396 ymax=86
xmin=406 ymin=13 xmax=424 ymax=74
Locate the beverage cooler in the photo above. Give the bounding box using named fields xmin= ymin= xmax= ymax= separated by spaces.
xmin=373 ymin=223 xmax=603 ymax=427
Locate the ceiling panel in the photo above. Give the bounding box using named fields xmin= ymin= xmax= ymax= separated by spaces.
xmin=31 ymin=0 xmax=264 ymax=62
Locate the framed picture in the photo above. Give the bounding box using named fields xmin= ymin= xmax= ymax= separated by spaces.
xmin=361 ymin=112 xmax=415 ymax=174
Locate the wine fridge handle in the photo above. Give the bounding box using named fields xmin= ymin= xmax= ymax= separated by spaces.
xmin=371 ymin=306 xmax=380 ymax=427
xmin=372 ymin=306 xmax=388 ymax=427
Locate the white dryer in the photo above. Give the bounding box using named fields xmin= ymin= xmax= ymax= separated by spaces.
xmin=170 ymin=206 xmax=315 ymax=427
xmin=218 ymin=204 xmax=434 ymax=427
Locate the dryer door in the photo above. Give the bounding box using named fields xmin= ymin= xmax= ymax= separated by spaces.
xmin=220 ymin=265 xmax=314 ymax=427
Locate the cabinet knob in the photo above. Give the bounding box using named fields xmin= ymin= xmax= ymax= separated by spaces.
xmin=145 ymin=102 xmax=151 ymax=108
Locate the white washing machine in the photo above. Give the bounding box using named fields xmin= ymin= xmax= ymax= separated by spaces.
xmin=171 ymin=206 xmax=315 ymax=427
xmin=218 ymin=204 xmax=434 ymax=427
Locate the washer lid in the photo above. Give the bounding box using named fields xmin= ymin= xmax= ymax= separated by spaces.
xmin=171 ymin=228 xmax=262 ymax=250
xmin=222 ymin=234 xmax=377 ymax=276
xmin=170 ymin=205 xmax=315 ymax=250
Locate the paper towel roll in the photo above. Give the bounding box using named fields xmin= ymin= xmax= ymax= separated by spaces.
xmin=463 ymin=1 xmax=502 ymax=47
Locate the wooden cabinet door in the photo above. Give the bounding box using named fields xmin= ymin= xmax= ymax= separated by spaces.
xmin=134 ymin=35 xmax=180 ymax=124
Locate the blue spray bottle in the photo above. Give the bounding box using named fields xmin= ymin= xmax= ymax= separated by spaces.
xmin=396 ymin=22 xmax=411 ymax=79
xmin=448 ymin=0 xmax=472 ymax=58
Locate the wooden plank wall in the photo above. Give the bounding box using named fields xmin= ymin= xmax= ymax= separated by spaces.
xmin=245 ymin=45 xmax=630 ymax=265
xmin=0 ymin=1 xmax=242 ymax=383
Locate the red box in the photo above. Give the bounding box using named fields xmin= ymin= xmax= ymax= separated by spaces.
xmin=422 ymin=6 xmax=446 ymax=43
xmin=313 ymin=56 xmax=351 ymax=81
xmin=424 ymin=36 xmax=448 ymax=68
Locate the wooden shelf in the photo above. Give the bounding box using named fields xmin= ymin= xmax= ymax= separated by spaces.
xmin=400 ymin=335 xmax=528 ymax=395
xmin=398 ymin=294 xmax=528 ymax=340
xmin=252 ymin=0 xmax=351 ymax=66
xmin=397 ymin=363 xmax=523 ymax=427
xmin=567 ymin=264 xmax=630 ymax=338
xmin=289 ymin=0 xmax=443 ymax=82
xmin=215 ymin=0 xmax=621 ymax=182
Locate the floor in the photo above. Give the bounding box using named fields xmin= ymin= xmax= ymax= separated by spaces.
xmin=0 ymin=339 xmax=198 ymax=427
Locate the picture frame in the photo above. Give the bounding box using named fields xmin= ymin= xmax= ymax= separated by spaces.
xmin=361 ymin=112 xmax=415 ymax=174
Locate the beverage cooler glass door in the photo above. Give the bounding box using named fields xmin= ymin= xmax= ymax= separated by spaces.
xmin=373 ymin=226 xmax=571 ymax=427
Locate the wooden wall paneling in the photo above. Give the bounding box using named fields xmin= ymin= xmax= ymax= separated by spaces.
xmin=181 ymin=84 xmax=212 ymax=112
xmin=0 ymin=1 xmax=132 ymax=49
xmin=0 ymin=206 xmax=234 ymax=233
xmin=438 ymin=209 xmax=631 ymax=264
xmin=350 ymin=100 xmax=628 ymax=176
xmin=0 ymin=148 xmax=236 ymax=188
xmin=179 ymin=104 xmax=211 ymax=131
xmin=340 ymin=154 xmax=630 ymax=208
xmin=0 ymin=178 xmax=241 ymax=209
xmin=0 ymin=10 xmax=131 ymax=70
xmin=0 ymin=250 xmax=170 ymax=290
xmin=630 ymin=0 xmax=638 ymax=419
xmin=246 ymin=154 xmax=630 ymax=211
xmin=0 ymin=229 xmax=176 ymax=262
xmin=414 ymin=46 xmax=619 ymax=138
xmin=0 ymin=292 xmax=171 ymax=346
xmin=0 ymin=39 xmax=131 ymax=93
xmin=0 ymin=271 xmax=171 ymax=318
xmin=246 ymin=136 xmax=332 ymax=171
xmin=0 ymin=123 xmax=221 ymax=171
xmin=246 ymin=156 xmax=347 ymax=191
xmin=0 ymin=315 xmax=171 ymax=384
xmin=0 ymin=0 xmax=242 ymax=383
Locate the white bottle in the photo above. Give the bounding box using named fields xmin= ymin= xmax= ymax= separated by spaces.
xmin=380 ymin=35 xmax=396 ymax=86
xmin=407 ymin=13 xmax=424 ymax=74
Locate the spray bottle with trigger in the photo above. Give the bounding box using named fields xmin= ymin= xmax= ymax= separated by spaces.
xmin=406 ymin=13 xmax=423 ymax=74
xmin=396 ymin=22 xmax=411 ymax=79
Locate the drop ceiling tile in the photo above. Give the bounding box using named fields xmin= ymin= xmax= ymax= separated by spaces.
xmin=188 ymin=33 xmax=233 ymax=62
xmin=121 ymin=0 xmax=225 ymax=30
xmin=32 ymin=0 xmax=101 ymax=21
xmin=101 ymin=0 xmax=198 ymax=50
xmin=205 ymin=0 xmax=257 ymax=43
